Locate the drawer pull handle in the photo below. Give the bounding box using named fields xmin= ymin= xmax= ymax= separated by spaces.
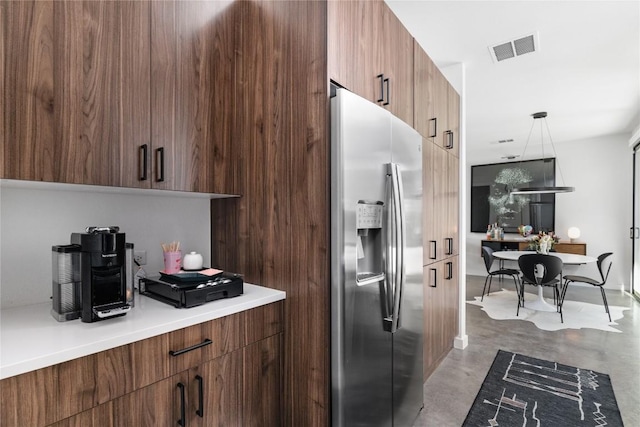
xmin=139 ymin=144 xmax=148 ymax=181
xmin=169 ymin=339 xmax=212 ymax=357
xmin=429 ymin=240 xmax=437 ymax=260
xmin=177 ymin=382 xmax=186 ymax=426
xmin=195 ymin=375 xmax=204 ymax=417
xmin=377 ymin=74 xmax=385 ymax=103
xmin=430 ymin=268 xmax=437 ymax=288
xmin=156 ymin=147 xmax=165 ymax=182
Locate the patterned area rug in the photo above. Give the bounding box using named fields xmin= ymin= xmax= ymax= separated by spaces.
xmin=463 ymin=350 xmax=623 ymax=426
xmin=468 ymin=289 xmax=629 ymax=332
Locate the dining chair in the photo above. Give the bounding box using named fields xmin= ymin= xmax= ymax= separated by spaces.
xmin=480 ymin=246 xmax=521 ymax=303
xmin=562 ymin=252 xmax=614 ymax=322
xmin=518 ymin=253 xmax=564 ymax=321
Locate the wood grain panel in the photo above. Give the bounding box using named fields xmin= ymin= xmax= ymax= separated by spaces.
xmin=423 ymin=139 xmax=448 ymax=264
xmin=243 ymin=334 xmax=283 ymax=427
xmin=118 ymin=0 xmax=151 ymax=188
xmin=414 ymin=41 xmax=434 ymax=140
xmin=243 ymin=300 xmax=284 ymax=345
xmin=149 ymin=0 xmax=175 ymax=190
xmin=448 ymin=152 xmax=460 ymax=255
xmin=327 ymin=0 xmax=376 ymax=101
xmin=423 ymin=256 xmax=459 ymax=380
xmin=48 ymin=401 xmax=113 ymax=427
xmin=447 ymin=86 xmax=460 ymax=157
xmin=0 ymin=365 xmax=58 ymax=426
xmin=131 ymin=333 xmax=169 ymax=390
xmin=381 ymin=3 xmax=414 ymax=125
xmin=94 ymin=345 xmax=134 ymax=405
xmin=211 ymin=1 xmax=329 ymax=425
xmin=81 ymin=1 xmax=122 ymax=186
xmin=2 ymin=0 xmax=55 ymax=181
xmin=196 ymin=350 xmax=243 ymax=426
xmin=157 ymin=0 xmax=235 ymax=193
xmin=113 ymin=371 xmax=188 ymax=427
xmin=53 ymin=0 xmax=83 ymax=184
xmin=57 ymin=354 xmax=97 ymax=420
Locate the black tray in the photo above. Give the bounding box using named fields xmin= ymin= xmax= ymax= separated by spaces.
xmin=159 ymin=268 xmax=223 ymax=284
xmin=141 ymin=273 xmax=243 ymax=308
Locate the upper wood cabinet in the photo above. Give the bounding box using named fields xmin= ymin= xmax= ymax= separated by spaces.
xmin=414 ymin=41 xmax=460 ymax=157
xmin=2 ymin=1 xmax=149 ymax=187
xmin=328 ymin=0 xmax=413 ymax=125
xmin=147 ymin=0 xmax=235 ymax=193
xmin=2 ymin=0 xmax=234 ymax=193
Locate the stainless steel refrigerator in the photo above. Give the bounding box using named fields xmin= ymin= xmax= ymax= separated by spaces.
xmin=331 ymin=88 xmax=424 ymax=427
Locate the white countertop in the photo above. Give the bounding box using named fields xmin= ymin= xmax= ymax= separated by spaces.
xmin=0 ymin=283 xmax=285 ymax=380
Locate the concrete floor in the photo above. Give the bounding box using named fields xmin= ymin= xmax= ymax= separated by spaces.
xmin=413 ymin=275 xmax=640 ymax=426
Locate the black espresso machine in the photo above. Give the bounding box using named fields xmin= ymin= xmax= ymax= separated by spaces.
xmin=52 ymin=226 xmax=133 ymax=323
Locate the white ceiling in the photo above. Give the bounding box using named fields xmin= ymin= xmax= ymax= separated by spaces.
xmin=386 ymin=0 xmax=640 ymax=163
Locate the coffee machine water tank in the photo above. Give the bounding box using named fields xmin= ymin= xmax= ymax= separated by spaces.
xmin=70 ymin=226 xmax=132 ymax=323
xmin=51 ymin=244 xmax=82 ymax=321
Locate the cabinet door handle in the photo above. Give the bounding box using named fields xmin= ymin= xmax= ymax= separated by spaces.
xmin=429 ymin=240 xmax=437 ymax=260
xmin=139 ymin=144 xmax=148 ymax=181
xmin=377 ymin=74 xmax=385 ymax=103
xmin=195 ymin=374 xmax=204 ymax=417
xmin=177 ymin=382 xmax=186 ymax=426
xmin=429 ymin=118 xmax=437 ymax=138
xmin=445 ymin=237 xmax=453 ymax=255
xmin=430 ymin=268 xmax=437 ymax=288
xmin=445 ymin=261 xmax=453 ymax=280
xmin=169 ymin=338 xmax=212 ymax=357
xmin=445 ymin=130 xmax=454 ymax=149
xmin=383 ymin=77 xmax=390 ymax=106
xmin=155 ymin=147 xmax=165 ymax=182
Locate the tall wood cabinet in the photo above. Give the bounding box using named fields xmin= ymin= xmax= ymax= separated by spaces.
xmin=416 ymin=40 xmax=461 ymax=380
xmin=1 ymin=0 xmax=232 ymax=193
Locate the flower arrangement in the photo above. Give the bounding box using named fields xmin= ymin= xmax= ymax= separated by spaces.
xmin=527 ymin=231 xmax=560 ymax=254
xmin=517 ymin=224 xmax=533 ymax=237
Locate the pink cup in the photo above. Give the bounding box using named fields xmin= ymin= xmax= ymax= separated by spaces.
xmin=163 ymin=251 xmax=182 ymax=274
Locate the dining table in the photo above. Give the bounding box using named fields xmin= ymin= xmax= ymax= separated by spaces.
xmin=492 ymin=250 xmax=597 ymax=312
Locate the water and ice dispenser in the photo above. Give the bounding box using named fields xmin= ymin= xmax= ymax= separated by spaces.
xmin=356 ymin=201 xmax=384 ymax=285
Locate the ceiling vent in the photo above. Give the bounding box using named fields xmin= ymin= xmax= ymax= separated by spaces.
xmin=489 ymin=32 xmax=539 ymax=63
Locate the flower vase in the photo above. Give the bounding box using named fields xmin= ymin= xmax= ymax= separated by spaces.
xmin=538 ymin=242 xmax=549 ymax=254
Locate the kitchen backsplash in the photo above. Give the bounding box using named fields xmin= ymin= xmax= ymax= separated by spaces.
xmin=0 ymin=180 xmax=220 ymax=308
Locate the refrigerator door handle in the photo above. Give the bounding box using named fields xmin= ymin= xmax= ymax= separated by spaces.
xmin=389 ymin=163 xmax=405 ymax=333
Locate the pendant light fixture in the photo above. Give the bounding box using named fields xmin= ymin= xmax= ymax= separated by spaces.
xmin=510 ymin=111 xmax=575 ymax=195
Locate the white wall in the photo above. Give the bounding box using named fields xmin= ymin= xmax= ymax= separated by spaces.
xmin=0 ymin=180 xmax=223 ymax=308
xmin=466 ymin=133 xmax=633 ymax=291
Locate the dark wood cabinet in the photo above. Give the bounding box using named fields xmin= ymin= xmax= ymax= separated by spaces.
xmin=2 ymin=0 xmax=233 ymax=193
xmin=328 ymin=0 xmax=413 ymax=125
xmin=2 ymin=0 xmax=150 ymax=186
xmin=0 ymin=302 xmax=283 ymax=427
